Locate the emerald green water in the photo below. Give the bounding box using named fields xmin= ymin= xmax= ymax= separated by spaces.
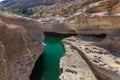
xmin=30 ymin=34 xmax=67 ymax=80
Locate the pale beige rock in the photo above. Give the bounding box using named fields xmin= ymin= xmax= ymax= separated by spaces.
xmin=0 ymin=12 xmax=44 ymax=80
xmin=59 ymin=39 xmax=97 ymax=80
xmin=0 ymin=12 xmax=44 ymax=42
xmin=86 ymin=0 xmax=119 ymax=13
xmin=40 ymin=0 xmax=120 ymax=35
xmin=62 ymin=36 xmax=120 ymax=80
xmin=67 ymin=0 xmax=120 ymax=35
xmin=111 ymin=3 xmax=120 ymax=15
xmin=59 ymin=0 xmax=120 ymax=79
xmin=66 ymin=14 xmax=120 ymax=35
xmin=38 ymin=17 xmax=76 ymax=34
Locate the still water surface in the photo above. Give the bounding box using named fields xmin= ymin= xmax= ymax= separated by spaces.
xmin=31 ymin=35 xmax=66 ymax=80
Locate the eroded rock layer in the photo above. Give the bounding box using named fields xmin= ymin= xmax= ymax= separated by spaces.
xmin=60 ymin=38 xmax=97 ymax=80
xmin=60 ymin=35 xmax=120 ymax=80
xmin=38 ymin=17 xmax=76 ymax=34
xmin=39 ymin=0 xmax=120 ymax=34
xmin=0 ymin=12 xmax=44 ymax=80
xmin=60 ymin=0 xmax=120 ymax=80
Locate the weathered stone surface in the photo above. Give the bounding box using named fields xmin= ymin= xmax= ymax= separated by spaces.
xmin=59 ymin=0 xmax=120 ymax=80
xmin=61 ymin=36 xmax=120 ymax=80
xmin=38 ymin=17 xmax=76 ymax=34
xmin=39 ymin=0 xmax=120 ymax=35
xmin=59 ymin=38 xmax=97 ymax=80
xmin=65 ymin=14 xmax=120 ymax=35
xmin=111 ymin=3 xmax=120 ymax=15
xmin=0 ymin=12 xmax=44 ymax=42
xmin=86 ymin=0 xmax=119 ymax=13
xmin=95 ymin=34 xmax=120 ymax=54
xmin=0 ymin=12 xmax=44 ymax=80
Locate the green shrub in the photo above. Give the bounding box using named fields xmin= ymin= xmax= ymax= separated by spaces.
xmin=0 ymin=7 xmax=40 ymax=17
xmin=90 ymin=0 xmax=96 ymax=3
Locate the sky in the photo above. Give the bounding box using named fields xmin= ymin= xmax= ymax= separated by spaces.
xmin=0 ymin=0 xmax=4 ymax=2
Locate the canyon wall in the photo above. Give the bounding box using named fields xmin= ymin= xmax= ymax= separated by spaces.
xmin=38 ymin=17 xmax=76 ymax=34
xmin=60 ymin=36 xmax=120 ymax=80
xmin=0 ymin=12 xmax=44 ymax=80
xmin=0 ymin=0 xmax=120 ymax=80
xmin=40 ymin=0 xmax=120 ymax=35
xmin=60 ymin=0 xmax=120 ymax=80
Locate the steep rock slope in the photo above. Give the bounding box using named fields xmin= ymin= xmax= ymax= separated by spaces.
xmin=38 ymin=0 xmax=120 ymax=34
xmin=1 ymin=0 xmax=56 ymax=8
xmin=61 ymin=36 xmax=120 ymax=80
xmin=59 ymin=0 xmax=120 ymax=80
xmin=1 ymin=0 xmax=92 ymax=18
xmin=65 ymin=0 xmax=120 ymax=34
xmin=0 ymin=12 xmax=44 ymax=80
xmin=60 ymin=38 xmax=97 ymax=80
xmin=38 ymin=17 xmax=76 ymax=34
xmin=1 ymin=0 xmax=83 ymax=8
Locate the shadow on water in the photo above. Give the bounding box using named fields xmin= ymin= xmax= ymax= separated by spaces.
xmin=30 ymin=32 xmax=76 ymax=80
xmin=30 ymin=53 xmax=46 ymax=80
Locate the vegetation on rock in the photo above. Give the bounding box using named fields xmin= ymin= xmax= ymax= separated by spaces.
xmin=0 ymin=7 xmax=40 ymax=16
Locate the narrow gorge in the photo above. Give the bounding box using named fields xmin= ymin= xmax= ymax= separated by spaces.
xmin=0 ymin=0 xmax=120 ymax=80
xmin=31 ymin=33 xmax=66 ymax=80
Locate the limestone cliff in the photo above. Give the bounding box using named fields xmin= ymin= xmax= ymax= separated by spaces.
xmin=59 ymin=0 xmax=120 ymax=80
xmin=0 ymin=12 xmax=44 ymax=80
xmin=60 ymin=37 xmax=97 ymax=80
xmin=60 ymin=35 xmax=120 ymax=80
xmin=38 ymin=17 xmax=76 ymax=34
xmin=39 ymin=0 xmax=120 ymax=35
xmin=66 ymin=0 xmax=120 ymax=35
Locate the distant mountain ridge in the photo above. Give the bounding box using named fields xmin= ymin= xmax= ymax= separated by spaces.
xmin=0 ymin=0 xmax=75 ymax=8
xmin=0 ymin=0 xmax=91 ymax=17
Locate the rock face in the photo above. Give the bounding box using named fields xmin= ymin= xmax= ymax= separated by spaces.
xmin=0 ymin=12 xmax=44 ymax=80
xmin=60 ymin=36 xmax=120 ymax=80
xmin=60 ymin=37 xmax=97 ymax=80
xmin=111 ymin=3 xmax=120 ymax=15
xmin=66 ymin=0 xmax=120 ymax=35
xmin=39 ymin=0 xmax=120 ymax=35
xmin=59 ymin=0 xmax=120 ymax=80
xmin=38 ymin=17 xmax=76 ymax=34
